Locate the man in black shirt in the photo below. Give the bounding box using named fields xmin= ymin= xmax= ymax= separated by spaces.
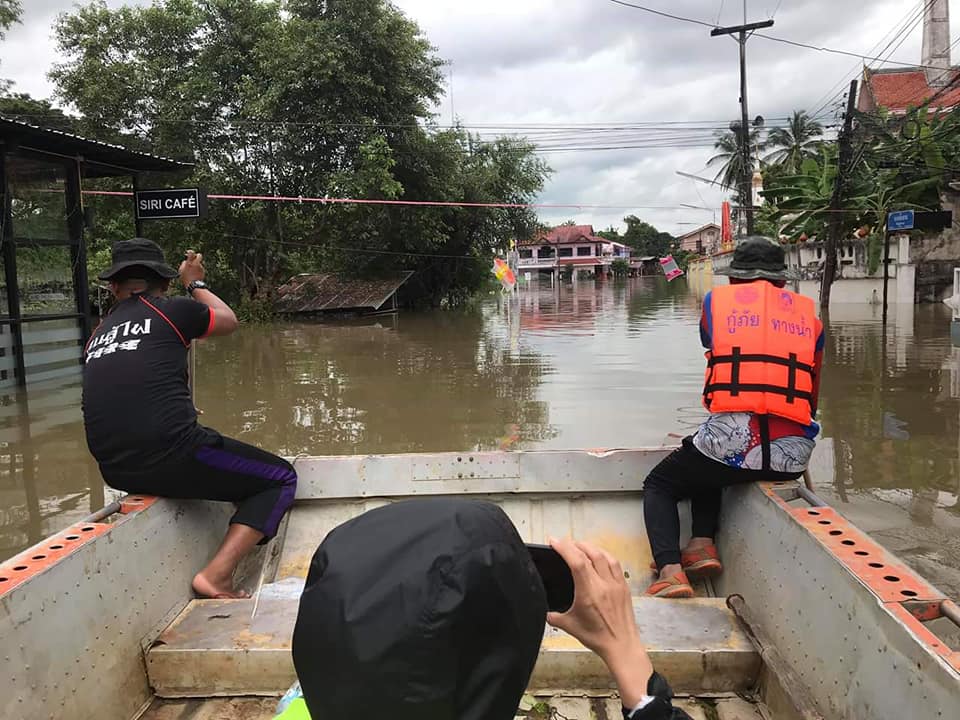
xmin=82 ymin=238 xmax=297 ymax=598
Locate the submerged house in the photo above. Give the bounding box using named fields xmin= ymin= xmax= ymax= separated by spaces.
xmin=274 ymin=272 xmax=413 ymax=316
xmin=517 ymin=225 xmax=631 ymax=278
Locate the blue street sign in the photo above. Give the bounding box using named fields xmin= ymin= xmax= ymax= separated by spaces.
xmin=887 ymin=210 xmax=915 ymax=231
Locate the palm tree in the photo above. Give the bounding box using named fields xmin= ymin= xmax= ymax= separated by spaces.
xmin=707 ymin=127 xmax=763 ymax=190
xmin=763 ymin=111 xmax=824 ymax=173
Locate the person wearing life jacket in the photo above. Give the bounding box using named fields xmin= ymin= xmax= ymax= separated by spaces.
xmin=644 ymin=237 xmax=824 ymax=599
xmin=281 ymin=498 xmax=693 ymax=720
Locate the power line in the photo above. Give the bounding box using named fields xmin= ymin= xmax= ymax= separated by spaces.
xmin=225 ymin=233 xmax=488 ymax=260
xmin=603 ymin=0 xmax=955 ymax=71
xmin=603 ymin=0 xmax=715 ymax=28
xmin=810 ymin=0 xmax=933 ymax=119
xmin=81 ymin=189 xmax=716 ymax=212
xmin=2 ymin=112 xmax=798 ymax=130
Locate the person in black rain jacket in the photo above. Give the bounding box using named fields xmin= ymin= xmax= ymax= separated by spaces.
xmin=291 ymin=497 xmax=690 ymax=720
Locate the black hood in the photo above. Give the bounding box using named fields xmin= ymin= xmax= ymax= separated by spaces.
xmin=292 ymin=498 xmax=547 ymax=720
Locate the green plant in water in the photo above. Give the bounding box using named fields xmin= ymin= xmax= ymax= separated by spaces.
xmin=611 ymin=258 xmax=629 ymax=276
xmin=234 ymin=295 xmax=274 ymax=324
xmin=866 ymin=233 xmax=884 ymax=275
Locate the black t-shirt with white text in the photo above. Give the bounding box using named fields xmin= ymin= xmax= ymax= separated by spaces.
xmin=82 ymin=293 xmax=219 ymax=475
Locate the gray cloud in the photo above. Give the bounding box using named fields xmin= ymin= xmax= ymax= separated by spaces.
xmin=0 ymin=0 xmax=951 ymax=234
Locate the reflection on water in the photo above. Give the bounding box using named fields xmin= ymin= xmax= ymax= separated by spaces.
xmin=2 ymin=277 xmax=960 ymax=595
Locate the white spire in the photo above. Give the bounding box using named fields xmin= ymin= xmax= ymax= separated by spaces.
xmin=923 ymin=0 xmax=951 ymax=88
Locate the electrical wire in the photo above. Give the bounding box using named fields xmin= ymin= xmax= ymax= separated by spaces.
xmin=603 ymin=0 xmax=716 ymax=28
xmin=809 ymin=0 xmax=934 ymax=119
xmin=603 ymin=0 xmax=956 ymax=71
xmin=81 ymin=189 xmax=716 ymax=212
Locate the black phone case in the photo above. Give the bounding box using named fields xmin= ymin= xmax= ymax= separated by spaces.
xmin=526 ymin=543 xmax=575 ymax=613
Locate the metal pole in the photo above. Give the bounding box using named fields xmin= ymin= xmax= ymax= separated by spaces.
xmin=82 ymin=501 xmax=122 ymax=524
xmin=727 ymin=594 xmax=826 ymax=720
xmin=710 ymin=15 xmax=774 ymax=237
xmin=821 ymin=79 xmax=859 ymax=310
xmin=798 ymin=484 xmax=828 ymax=508
xmin=132 ymin=174 xmax=144 ymax=237
xmin=740 ymin=30 xmax=753 ymax=236
xmin=882 ymin=225 xmax=891 ymax=326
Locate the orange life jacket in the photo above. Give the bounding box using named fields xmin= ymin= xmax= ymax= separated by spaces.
xmin=703 ymin=282 xmax=821 ymax=425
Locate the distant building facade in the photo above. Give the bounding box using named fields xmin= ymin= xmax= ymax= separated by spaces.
xmin=517 ymin=225 xmax=631 ymax=274
xmin=676 ymin=223 xmax=721 ymax=255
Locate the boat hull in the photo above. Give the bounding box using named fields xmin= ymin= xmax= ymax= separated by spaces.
xmin=1 ymin=448 xmax=958 ymax=720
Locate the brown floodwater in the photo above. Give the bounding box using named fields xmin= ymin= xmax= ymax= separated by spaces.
xmin=1 ymin=277 xmax=958 ymax=596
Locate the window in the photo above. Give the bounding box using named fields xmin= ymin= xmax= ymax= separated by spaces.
xmin=7 ymin=155 xmax=71 ymax=244
xmin=540 ymin=246 xmax=556 ymax=258
xmin=577 ymin=246 xmax=592 ymax=257
xmin=558 ymin=247 xmax=573 ymax=257
xmin=519 ymin=249 xmax=533 ymax=259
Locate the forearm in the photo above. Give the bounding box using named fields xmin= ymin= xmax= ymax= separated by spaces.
xmin=191 ymin=287 xmax=233 ymax=314
xmin=603 ymin=640 xmax=654 ymax=708
xmin=190 ymin=288 xmax=239 ymax=334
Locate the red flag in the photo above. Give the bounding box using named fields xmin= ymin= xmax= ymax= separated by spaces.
xmin=721 ymin=201 xmax=732 ymax=249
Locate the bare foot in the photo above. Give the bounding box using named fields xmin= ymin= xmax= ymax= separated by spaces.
xmin=192 ymin=571 xmax=250 ymax=599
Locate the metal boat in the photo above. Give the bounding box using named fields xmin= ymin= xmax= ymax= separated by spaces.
xmin=2 ymin=448 xmax=959 ymax=720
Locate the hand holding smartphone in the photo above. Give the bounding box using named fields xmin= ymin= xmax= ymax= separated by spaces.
xmin=526 ymin=543 xmax=575 ymax=613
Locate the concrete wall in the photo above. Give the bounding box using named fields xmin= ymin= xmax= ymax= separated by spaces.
xmin=911 ymin=189 xmax=960 ymax=300
xmin=786 ymin=235 xmax=915 ymax=305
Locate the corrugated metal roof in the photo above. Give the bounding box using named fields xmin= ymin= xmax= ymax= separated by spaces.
xmin=0 ymin=117 xmax=189 ymax=177
xmin=275 ymin=272 xmax=414 ymax=314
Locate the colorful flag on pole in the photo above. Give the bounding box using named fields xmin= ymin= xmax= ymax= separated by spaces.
xmin=659 ymin=255 xmax=684 ymax=282
xmin=492 ymin=257 xmax=517 ymax=291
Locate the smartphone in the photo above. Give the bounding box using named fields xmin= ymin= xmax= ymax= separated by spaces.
xmin=526 ymin=543 xmax=575 ymax=613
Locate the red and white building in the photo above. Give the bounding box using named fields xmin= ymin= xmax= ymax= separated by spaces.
xmin=517 ymin=225 xmax=631 ymax=273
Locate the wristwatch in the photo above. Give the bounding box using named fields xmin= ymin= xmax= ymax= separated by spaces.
xmin=187 ymin=280 xmax=209 ymax=295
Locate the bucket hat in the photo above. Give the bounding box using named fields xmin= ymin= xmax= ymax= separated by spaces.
xmin=715 ymin=236 xmax=798 ymax=281
xmin=98 ymin=238 xmax=178 ymax=281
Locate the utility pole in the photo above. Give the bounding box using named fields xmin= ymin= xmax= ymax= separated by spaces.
xmin=821 ymin=79 xmax=858 ymax=311
xmin=711 ymin=3 xmax=773 ymax=237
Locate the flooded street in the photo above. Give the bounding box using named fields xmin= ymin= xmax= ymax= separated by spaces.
xmin=2 ymin=278 xmax=958 ymax=596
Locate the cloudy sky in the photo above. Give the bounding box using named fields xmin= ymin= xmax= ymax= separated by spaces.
xmin=1 ymin=0 xmax=956 ymax=234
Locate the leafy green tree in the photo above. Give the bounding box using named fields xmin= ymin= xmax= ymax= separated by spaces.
xmin=596 ymin=226 xmax=622 ymax=242
xmin=0 ymin=92 xmax=76 ymax=131
xmin=622 ymin=215 xmax=674 ymax=257
xmin=707 ymin=126 xmax=763 ymax=190
xmin=763 ymin=123 xmax=943 ymax=273
xmin=763 ymin=111 xmax=824 ymax=174
xmin=50 ymin=0 xmax=549 ymax=307
xmin=0 ymin=0 xmax=19 ymax=38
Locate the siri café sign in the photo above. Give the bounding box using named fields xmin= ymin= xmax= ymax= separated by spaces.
xmin=134 ymin=187 xmax=208 ymax=221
